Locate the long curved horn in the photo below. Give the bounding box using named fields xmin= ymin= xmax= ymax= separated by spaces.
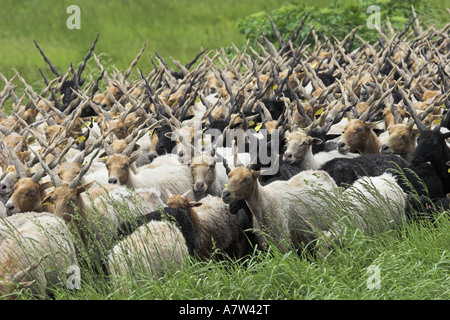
xmin=6 ymin=147 xmax=28 ymax=179
xmin=29 ymin=147 xmax=62 ymax=188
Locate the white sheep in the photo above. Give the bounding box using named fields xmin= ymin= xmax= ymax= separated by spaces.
xmin=222 ymin=168 xmax=339 ymax=253
xmin=92 ymin=187 xmax=166 ymax=231
xmin=187 ymin=151 xmax=228 ymax=200
xmin=107 ymin=220 xmax=189 ymax=287
xmin=283 ymin=128 xmax=359 ymax=170
xmin=339 ymin=172 xmax=407 ymax=235
xmin=0 ymin=212 xmax=78 ymax=299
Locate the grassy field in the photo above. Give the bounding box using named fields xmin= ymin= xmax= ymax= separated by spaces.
xmin=10 ymin=185 xmax=449 ymax=301
xmin=0 ymin=0 xmax=293 ymax=87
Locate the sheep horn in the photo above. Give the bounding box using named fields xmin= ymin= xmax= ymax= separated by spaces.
xmin=6 ymin=147 xmax=28 ymax=179
xmin=29 ymin=147 xmax=62 ymax=188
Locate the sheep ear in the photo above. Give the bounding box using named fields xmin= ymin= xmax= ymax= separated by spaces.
xmin=39 ymin=181 xmax=53 ymax=192
xmin=77 ymin=181 xmax=95 ymax=195
xmin=189 ymin=201 xmax=202 ymax=207
xmin=310 ymin=137 xmax=323 ymax=145
xmin=164 ymin=132 xmax=173 ymax=139
xmin=251 ymin=170 xmax=260 ymax=179
xmin=129 ymin=152 xmax=140 ymax=164
xmin=166 ymin=189 xmax=173 ymax=198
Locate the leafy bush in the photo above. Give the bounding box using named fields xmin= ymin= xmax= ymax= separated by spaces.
xmin=237 ymin=0 xmax=448 ymax=50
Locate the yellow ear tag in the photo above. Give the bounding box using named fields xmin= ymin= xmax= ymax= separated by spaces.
xmin=249 ymin=120 xmax=255 ymax=127
xmin=77 ymin=136 xmax=86 ymax=143
xmin=311 ymin=61 xmax=318 ymax=68
xmin=148 ymin=129 xmax=155 ymax=137
xmin=28 ymin=139 xmax=36 ymax=145
xmin=202 ymin=139 xmax=205 ymax=146
xmin=273 ymin=84 xmax=278 ymax=90
xmin=315 ymin=108 xmax=324 ymax=116
xmin=128 ymin=123 xmax=135 ymax=131
xmin=195 ymin=97 xmax=201 ymax=103
xmin=433 ymin=118 xmax=441 ymax=125
xmin=224 ymin=183 xmax=227 ymax=187
xmin=42 ymin=202 xmax=53 ymax=206
xmin=255 ymin=123 xmax=263 ymax=132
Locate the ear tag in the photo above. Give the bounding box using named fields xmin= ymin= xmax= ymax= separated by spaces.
xmin=77 ymin=136 xmax=86 ymax=143
xmin=272 ymin=84 xmax=278 ymax=90
xmin=311 ymin=61 xmax=318 ymax=68
xmin=255 ymin=123 xmax=263 ymax=132
xmin=315 ymin=108 xmax=324 ymax=116
xmin=148 ymin=129 xmax=155 ymax=137
xmin=249 ymin=120 xmax=255 ymax=127
xmin=128 ymin=123 xmax=136 ymax=131
xmin=42 ymin=202 xmax=53 ymax=206
xmin=195 ymin=97 xmax=201 ymax=103
xmin=432 ymin=118 xmax=441 ymax=125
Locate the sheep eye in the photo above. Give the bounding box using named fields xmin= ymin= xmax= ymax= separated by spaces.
xmin=356 ymin=127 xmax=363 ymax=133
xmin=123 ymin=163 xmax=130 ymax=169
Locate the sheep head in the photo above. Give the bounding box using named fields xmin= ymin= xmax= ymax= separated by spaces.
xmin=221 ymin=166 xmax=260 ymax=204
xmin=41 ymin=181 xmax=94 ymax=221
xmin=380 ymin=123 xmax=418 ymax=162
xmin=282 ymin=129 xmax=322 ymax=165
xmin=337 ymin=119 xmax=381 ymax=155
xmin=5 ymin=177 xmax=52 ymax=216
xmin=187 ymin=152 xmax=217 ymax=195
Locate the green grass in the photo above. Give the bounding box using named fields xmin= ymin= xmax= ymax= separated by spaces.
xmin=49 ymin=211 xmax=450 ymax=300
xmin=0 ymin=0 xmax=286 ymax=88
xmin=6 ymin=183 xmax=448 ymax=301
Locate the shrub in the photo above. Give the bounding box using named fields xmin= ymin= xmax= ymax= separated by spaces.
xmin=237 ymin=0 xmax=448 ymax=50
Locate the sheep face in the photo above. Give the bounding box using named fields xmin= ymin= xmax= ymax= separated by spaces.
xmin=41 ymin=182 xmax=93 ymax=219
xmin=411 ymin=128 xmax=450 ymax=166
xmin=0 ymin=170 xmax=20 ymax=204
xmin=380 ymin=124 xmax=417 ymax=160
xmin=165 ymin=127 xmax=196 ymax=162
xmin=188 ymin=155 xmax=216 ymax=195
xmin=105 ymin=154 xmax=138 ymax=185
xmin=283 ymin=130 xmax=322 ymax=164
xmin=337 ymin=119 xmax=380 ymax=155
xmin=5 ymin=178 xmax=51 ymax=216
xmin=58 ymin=162 xmax=82 ymax=183
xmin=222 ymin=167 xmax=260 ymax=204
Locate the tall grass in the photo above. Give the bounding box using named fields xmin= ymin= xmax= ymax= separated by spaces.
xmin=3 ymin=178 xmax=447 ymax=300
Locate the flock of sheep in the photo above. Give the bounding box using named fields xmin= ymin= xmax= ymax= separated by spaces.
xmin=0 ymin=13 xmax=449 ymax=299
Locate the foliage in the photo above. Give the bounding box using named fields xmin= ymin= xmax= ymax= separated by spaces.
xmin=237 ymin=0 xmax=449 ymax=51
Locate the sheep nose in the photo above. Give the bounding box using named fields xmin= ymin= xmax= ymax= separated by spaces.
xmin=108 ymin=177 xmax=118 ymax=184
xmin=195 ymin=182 xmax=204 ymax=190
xmin=0 ymin=183 xmax=7 ymax=190
xmin=337 ymin=141 xmax=346 ymax=149
xmin=380 ymin=144 xmax=389 ymax=152
xmin=5 ymin=203 xmax=14 ymax=215
xmin=283 ymin=152 xmax=293 ymax=159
